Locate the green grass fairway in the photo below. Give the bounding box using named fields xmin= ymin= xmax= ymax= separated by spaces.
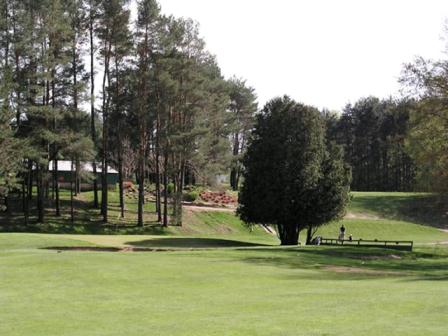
xmin=1 ymin=191 xmax=448 ymax=335
xmin=349 ymin=192 xmax=448 ymax=228
xmin=1 ymin=234 xmax=448 ymax=336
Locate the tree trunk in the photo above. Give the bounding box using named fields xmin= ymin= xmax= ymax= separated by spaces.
xmin=306 ymin=225 xmax=314 ymax=245
xmin=277 ymin=224 xmax=300 ymax=245
xmin=137 ymin=157 xmax=144 ymax=227
xmin=173 ymin=162 xmax=185 ymax=226
xmin=162 ymin=152 xmax=168 ymax=227
xmin=28 ymin=161 xmax=33 ymax=201
xmin=51 ymin=62 xmax=60 ymax=216
xmin=54 ymin=159 xmax=60 ymax=216
xmin=118 ymin=148 xmax=124 ymax=219
xmin=155 ymin=153 xmax=162 ymax=222
xmin=70 ymin=160 xmax=75 ymax=224
xmin=90 ymin=2 xmax=99 ymax=209
xmin=101 ymin=39 xmax=111 ymax=223
xmin=4 ymin=195 xmax=8 ymax=214
xmin=155 ymin=116 xmax=162 ymax=222
xmin=230 ymin=132 xmax=240 ymax=191
xmin=37 ymin=164 xmax=44 ymax=224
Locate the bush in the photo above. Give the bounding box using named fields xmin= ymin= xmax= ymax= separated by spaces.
xmin=183 ymin=191 xmax=199 ymax=202
xmin=166 ymin=183 xmax=175 ymax=195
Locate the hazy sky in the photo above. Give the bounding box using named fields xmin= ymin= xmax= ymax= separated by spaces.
xmin=154 ymin=0 xmax=448 ymax=111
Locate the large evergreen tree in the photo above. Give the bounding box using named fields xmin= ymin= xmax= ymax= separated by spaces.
xmin=238 ymin=97 xmax=328 ymax=245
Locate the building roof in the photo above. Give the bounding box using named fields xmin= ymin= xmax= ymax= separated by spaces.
xmin=48 ymin=161 xmax=118 ymax=174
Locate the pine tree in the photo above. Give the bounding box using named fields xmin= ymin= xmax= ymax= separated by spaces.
xmin=227 ymin=77 xmax=257 ymax=190
xmin=134 ymin=0 xmax=160 ymax=226
xmin=96 ymin=0 xmax=131 ymax=222
xmin=88 ymin=0 xmax=101 ymax=208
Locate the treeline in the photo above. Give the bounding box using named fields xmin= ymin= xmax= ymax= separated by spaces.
xmin=0 ymin=0 xmax=257 ymax=225
xmin=326 ymin=97 xmax=416 ymax=192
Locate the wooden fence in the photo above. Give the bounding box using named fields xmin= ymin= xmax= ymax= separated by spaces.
xmin=319 ymin=238 xmax=413 ymax=251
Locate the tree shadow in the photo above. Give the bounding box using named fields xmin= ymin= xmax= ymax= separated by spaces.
xmin=126 ymin=237 xmax=270 ymax=249
xmin=240 ymin=246 xmax=448 ymax=281
xmin=0 ymin=194 xmax=170 ymax=235
xmin=352 ymin=193 xmax=448 ymax=228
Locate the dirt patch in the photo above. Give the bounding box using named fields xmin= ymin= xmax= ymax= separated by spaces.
xmin=345 ymin=212 xmax=381 ymax=220
xmin=44 ymin=246 xmax=181 ymax=253
xmin=360 ymin=254 xmax=402 ymax=260
xmin=183 ymin=204 xmax=236 ymax=213
xmin=323 ymin=265 xmax=401 ymax=275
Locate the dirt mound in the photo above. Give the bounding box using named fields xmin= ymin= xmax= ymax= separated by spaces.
xmin=200 ymin=191 xmax=237 ymax=205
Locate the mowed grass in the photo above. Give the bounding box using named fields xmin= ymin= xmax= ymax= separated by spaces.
xmin=1 ymin=233 xmax=448 ymax=336
xmin=349 ymin=191 xmax=448 ymax=228
xmin=1 ymin=191 xmax=448 ymax=335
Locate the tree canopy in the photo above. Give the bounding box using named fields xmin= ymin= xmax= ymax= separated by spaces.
xmin=238 ymin=97 xmax=351 ymax=245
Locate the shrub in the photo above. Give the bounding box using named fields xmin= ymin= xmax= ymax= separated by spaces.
xmin=183 ymin=191 xmax=199 ymax=202
xmin=166 ymin=183 xmax=175 ymax=195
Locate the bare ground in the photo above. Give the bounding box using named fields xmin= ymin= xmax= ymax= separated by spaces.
xmin=323 ymin=265 xmax=403 ymax=276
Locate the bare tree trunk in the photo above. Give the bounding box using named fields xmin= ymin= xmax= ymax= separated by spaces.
xmin=306 ymin=225 xmax=316 ymax=245
xmin=37 ymin=164 xmax=44 ymax=223
xmin=51 ymin=68 xmax=60 ymax=216
xmin=89 ymin=0 xmax=99 ymax=209
xmin=278 ymin=224 xmax=300 ymax=246
xmin=54 ymin=159 xmax=60 ymax=216
xmin=75 ymin=159 xmax=81 ymax=195
xmin=230 ymin=133 xmax=240 ymax=191
xmin=70 ymin=160 xmax=75 ymax=224
xmin=173 ymin=161 xmax=185 ymax=226
xmin=24 ymin=164 xmax=30 ymax=225
xmin=137 ymin=155 xmax=145 ymax=226
xmin=101 ymin=38 xmax=111 ymax=223
xmin=118 ymin=147 xmax=124 ymax=218
xmin=155 ymin=157 xmax=162 ymax=222
xmin=162 ymin=152 xmax=168 ymax=227
xmin=27 ymin=160 xmax=33 ymax=201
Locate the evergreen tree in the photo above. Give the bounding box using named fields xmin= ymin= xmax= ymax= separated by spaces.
xmin=227 ymin=77 xmax=257 ymax=191
xmin=238 ymin=97 xmax=327 ymax=245
xmin=96 ymin=0 xmax=131 ymax=222
xmin=332 ymin=97 xmax=416 ymax=191
xmin=305 ymin=141 xmax=351 ymax=244
xmin=88 ymin=0 xmax=101 ymax=208
xmin=134 ymin=0 xmax=160 ymax=226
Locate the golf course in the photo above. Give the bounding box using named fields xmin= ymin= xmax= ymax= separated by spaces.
xmin=1 ymin=192 xmax=448 ymax=336
xmin=2 ymin=1 xmax=448 ymax=334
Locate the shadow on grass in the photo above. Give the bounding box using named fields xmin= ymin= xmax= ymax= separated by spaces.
xmin=0 ymin=195 xmax=170 ymax=235
xmin=351 ymin=193 xmax=448 ymax=228
xmin=126 ymin=237 xmax=269 ymax=249
xmin=240 ymin=246 xmax=448 ymax=281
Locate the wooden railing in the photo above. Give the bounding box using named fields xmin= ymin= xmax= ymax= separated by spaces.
xmin=319 ymin=238 xmax=413 ymax=251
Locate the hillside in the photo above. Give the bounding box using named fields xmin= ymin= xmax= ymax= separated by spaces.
xmin=1 ymin=190 xmax=448 ymax=247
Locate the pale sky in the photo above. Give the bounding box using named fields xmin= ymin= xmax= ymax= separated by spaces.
xmin=154 ymin=0 xmax=448 ymax=111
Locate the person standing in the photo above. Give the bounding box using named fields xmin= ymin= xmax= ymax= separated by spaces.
xmin=339 ymin=224 xmax=346 ymax=241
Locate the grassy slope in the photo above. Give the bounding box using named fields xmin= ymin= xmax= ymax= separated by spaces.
xmin=349 ymin=192 xmax=448 ymax=227
xmin=2 ymin=190 xmax=448 ymax=244
xmin=312 ymin=192 xmax=448 ymax=245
